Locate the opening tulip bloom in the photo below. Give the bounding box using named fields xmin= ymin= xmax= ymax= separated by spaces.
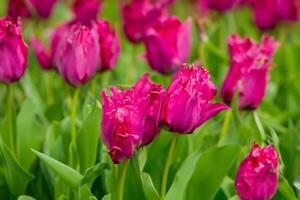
xmin=101 ymin=74 xmax=165 ymax=163
xmin=0 ymin=17 xmax=28 ymax=84
xmin=221 ymin=34 xmax=278 ymax=110
xmin=160 ymin=63 xmax=229 ymax=134
xmin=72 ymin=0 xmax=101 ymax=25
xmin=144 ymin=17 xmax=192 ymax=74
xmin=57 ymin=23 xmax=100 ymax=87
xmin=121 ymin=0 xmax=165 ymax=43
xmin=235 ymin=143 xmax=278 ymax=200
xmin=95 ymin=20 xmax=120 ymax=71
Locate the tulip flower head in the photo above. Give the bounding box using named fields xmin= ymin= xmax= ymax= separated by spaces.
xmin=198 ymin=0 xmax=239 ymax=13
xmin=160 ymin=63 xmax=229 ymax=134
xmin=8 ymin=0 xmax=31 ymax=20
xmin=95 ymin=20 xmax=120 ymax=71
xmin=121 ymin=0 xmax=165 ymax=43
xmin=221 ymin=34 xmax=278 ymax=110
xmin=72 ymin=0 xmax=101 ymax=25
xmin=101 ymin=74 xmax=165 ymax=163
xmin=144 ymin=16 xmax=192 ymax=74
xmin=28 ymin=0 xmax=58 ymax=18
xmin=56 ymin=23 xmax=100 ymax=87
xmin=235 ymin=142 xmax=278 ymax=200
xmin=0 ymin=17 xmax=28 ymax=84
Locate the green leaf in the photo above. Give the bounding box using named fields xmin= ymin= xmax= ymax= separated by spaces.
xmin=32 ymin=149 xmax=83 ymax=188
xmin=17 ymin=195 xmax=36 ymax=200
xmin=186 ymin=145 xmax=240 ymax=200
xmin=81 ymin=162 xmax=109 ymax=186
xmin=77 ymin=102 xmax=101 ymax=173
xmin=277 ymin=175 xmax=297 ymax=200
xmin=0 ymin=138 xmax=34 ymax=196
xmin=141 ymin=172 xmax=160 ymax=200
xmin=17 ymin=99 xmax=47 ymax=171
xmin=78 ymin=185 xmax=96 ymax=200
xmin=166 ymin=149 xmax=201 ymax=200
xmin=101 ymin=194 xmax=111 ymax=200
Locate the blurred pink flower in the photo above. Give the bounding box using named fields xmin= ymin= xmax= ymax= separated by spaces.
xmin=221 ymin=34 xmax=278 ymax=109
xmin=72 ymin=0 xmax=101 ymax=24
xmin=198 ymin=0 xmax=239 ymax=13
xmin=161 ymin=63 xmax=229 ymax=134
xmin=0 ymin=17 xmax=28 ymax=83
xmin=235 ymin=142 xmax=278 ymax=200
xmin=101 ymin=74 xmax=165 ymax=163
xmin=95 ymin=20 xmax=120 ymax=71
xmin=144 ymin=16 xmax=192 ymax=74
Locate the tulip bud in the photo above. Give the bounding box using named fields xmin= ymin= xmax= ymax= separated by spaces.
xmin=198 ymin=0 xmax=239 ymax=13
xmin=57 ymin=23 xmax=100 ymax=87
xmin=122 ymin=0 xmax=165 ymax=43
xmin=160 ymin=63 xmax=228 ymax=134
xmin=28 ymin=0 xmax=58 ymax=18
xmin=101 ymin=74 xmax=164 ymax=163
xmin=8 ymin=0 xmax=31 ymax=20
xmin=277 ymin=0 xmax=300 ymax=21
xmin=251 ymin=0 xmax=277 ymax=30
xmin=144 ymin=17 xmax=192 ymax=74
xmin=30 ymin=36 xmax=51 ymax=70
xmin=0 ymin=17 xmax=28 ymax=84
xmin=221 ymin=34 xmax=278 ymax=110
xmin=95 ymin=20 xmax=120 ymax=71
xmin=72 ymin=0 xmax=101 ymax=25
xmin=235 ymin=143 xmax=278 ymax=200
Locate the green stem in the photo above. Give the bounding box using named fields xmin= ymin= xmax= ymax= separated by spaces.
xmin=253 ymin=110 xmax=267 ymax=143
xmin=161 ymin=134 xmax=178 ymax=200
xmin=219 ymin=110 xmax=232 ymax=141
xmin=6 ymin=84 xmax=15 ymax=153
xmin=118 ymin=160 xmax=128 ymax=200
xmin=70 ymin=87 xmax=80 ymax=167
xmin=46 ymin=71 xmax=54 ymax=105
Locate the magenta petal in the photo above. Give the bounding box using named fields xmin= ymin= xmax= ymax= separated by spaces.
xmin=198 ymin=103 xmax=230 ymax=126
xmin=30 ymin=36 xmax=52 ymax=70
xmin=252 ymin=0 xmax=278 ymax=30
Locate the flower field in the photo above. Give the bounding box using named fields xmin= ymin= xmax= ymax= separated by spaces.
xmin=0 ymin=0 xmax=300 ymax=200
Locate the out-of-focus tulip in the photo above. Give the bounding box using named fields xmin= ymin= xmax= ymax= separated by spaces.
xmin=72 ymin=0 xmax=101 ymax=24
xmin=198 ymin=0 xmax=239 ymax=13
xmin=144 ymin=16 xmax=192 ymax=74
xmin=101 ymin=74 xmax=164 ymax=163
xmin=95 ymin=20 xmax=120 ymax=71
xmin=8 ymin=0 xmax=31 ymax=20
xmin=30 ymin=36 xmax=51 ymax=70
xmin=235 ymin=142 xmax=278 ymax=200
xmin=57 ymin=23 xmax=100 ymax=87
xmin=0 ymin=17 xmax=28 ymax=84
xmin=28 ymin=0 xmax=58 ymax=18
xmin=251 ymin=0 xmax=277 ymax=30
xmin=121 ymin=0 xmax=165 ymax=43
xmin=221 ymin=34 xmax=278 ymax=110
xmin=160 ymin=63 xmax=229 ymax=134
xmin=277 ymin=0 xmax=300 ymax=21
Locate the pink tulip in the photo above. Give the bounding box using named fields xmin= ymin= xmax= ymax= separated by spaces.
xmin=221 ymin=34 xmax=278 ymax=110
xmin=198 ymin=0 xmax=239 ymax=13
xmin=121 ymin=0 xmax=165 ymax=43
xmin=30 ymin=36 xmax=52 ymax=70
xmin=28 ymin=0 xmax=58 ymax=18
xmin=95 ymin=20 xmax=120 ymax=71
xmin=277 ymin=0 xmax=300 ymax=21
xmin=72 ymin=0 xmax=101 ymax=25
xmin=251 ymin=0 xmax=278 ymax=30
xmin=160 ymin=63 xmax=228 ymax=134
xmin=144 ymin=16 xmax=192 ymax=74
xmin=101 ymin=74 xmax=164 ymax=163
xmin=0 ymin=17 xmax=28 ymax=84
xmin=56 ymin=23 xmax=100 ymax=87
xmin=235 ymin=143 xmax=278 ymax=200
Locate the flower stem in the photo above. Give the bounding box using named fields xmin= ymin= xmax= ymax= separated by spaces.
xmin=219 ymin=110 xmax=232 ymax=141
xmin=6 ymin=84 xmax=15 ymax=153
xmin=70 ymin=87 xmax=80 ymax=167
xmin=253 ymin=110 xmax=267 ymax=144
xmin=161 ymin=134 xmax=178 ymax=200
xmin=118 ymin=160 xmax=128 ymax=200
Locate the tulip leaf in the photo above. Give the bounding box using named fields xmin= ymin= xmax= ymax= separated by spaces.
xmin=277 ymin=175 xmax=297 ymax=200
xmin=141 ymin=172 xmax=160 ymax=200
xmin=32 ymin=149 xmax=83 ymax=188
xmin=186 ymin=145 xmax=240 ymax=200
xmin=81 ymin=162 xmax=109 ymax=186
xmin=101 ymin=194 xmax=111 ymax=200
xmin=17 ymin=195 xmax=36 ymax=200
xmin=77 ymin=101 xmax=101 ymax=173
xmin=17 ymin=99 xmax=47 ymax=171
xmin=166 ymin=148 xmax=201 ymax=200
xmin=0 ymin=137 xmax=34 ymax=196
